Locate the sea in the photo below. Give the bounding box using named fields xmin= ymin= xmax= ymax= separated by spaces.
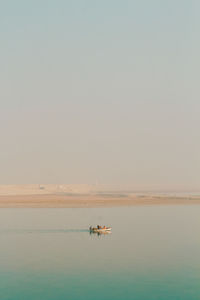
xmin=0 ymin=205 xmax=199 ymax=300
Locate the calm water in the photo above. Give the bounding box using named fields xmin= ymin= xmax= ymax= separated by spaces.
xmin=0 ymin=206 xmax=200 ymax=300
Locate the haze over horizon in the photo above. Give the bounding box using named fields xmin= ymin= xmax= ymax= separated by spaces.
xmin=0 ymin=1 xmax=199 ymax=190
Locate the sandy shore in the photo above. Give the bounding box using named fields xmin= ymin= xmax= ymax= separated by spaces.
xmin=0 ymin=194 xmax=199 ymax=208
xmin=0 ymin=185 xmax=199 ymax=207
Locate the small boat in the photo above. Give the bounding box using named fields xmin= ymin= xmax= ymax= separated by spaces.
xmin=89 ymin=226 xmax=112 ymax=232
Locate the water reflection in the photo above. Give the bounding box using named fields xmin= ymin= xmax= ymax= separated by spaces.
xmin=89 ymin=230 xmax=112 ymax=237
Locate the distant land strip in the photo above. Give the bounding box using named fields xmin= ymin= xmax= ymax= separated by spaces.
xmin=0 ymin=194 xmax=199 ymax=208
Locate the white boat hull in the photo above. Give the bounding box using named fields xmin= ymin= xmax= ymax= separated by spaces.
xmin=90 ymin=227 xmax=112 ymax=232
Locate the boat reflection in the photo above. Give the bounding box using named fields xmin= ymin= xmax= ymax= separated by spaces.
xmin=89 ymin=230 xmax=112 ymax=237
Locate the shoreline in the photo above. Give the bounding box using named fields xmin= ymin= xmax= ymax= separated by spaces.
xmin=0 ymin=194 xmax=199 ymax=208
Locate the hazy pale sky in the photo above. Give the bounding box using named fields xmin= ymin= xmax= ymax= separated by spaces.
xmin=0 ymin=0 xmax=199 ymax=189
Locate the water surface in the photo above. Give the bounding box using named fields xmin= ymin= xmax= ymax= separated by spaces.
xmin=0 ymin=206 xmax=199 ymax=299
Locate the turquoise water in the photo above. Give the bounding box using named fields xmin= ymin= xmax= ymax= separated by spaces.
xmin=0 ymin=206 xmax=199 ymax=299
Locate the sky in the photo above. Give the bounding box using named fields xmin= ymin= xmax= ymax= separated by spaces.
xmin=0 ymin=0 xmax=199 ymax=189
